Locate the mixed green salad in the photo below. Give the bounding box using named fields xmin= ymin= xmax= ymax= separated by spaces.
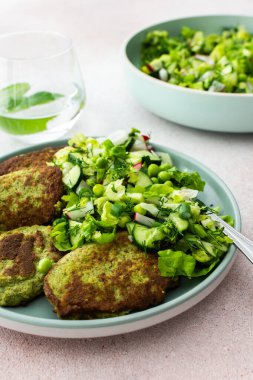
xmin=141 ymin=25 xmax=253 ymax=93
xmin=51 ymin=129 xmax=233 ymax=279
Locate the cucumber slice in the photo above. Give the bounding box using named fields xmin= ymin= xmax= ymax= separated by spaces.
xmin=169 ymin=212 xmax=189 ymax=232
xmin=202 ymin=241 xmax=217 ymax=256
xmin=76 ymin=180 xmax=89 ymax=195
xmin=68 ymin=152 xmax=84 ymax=166
xmin=62 ymin=165 xmax=81 ymax=189
xmin=157 ymin=152 xmax=173 ymax=166
xmin=126 ymin=192 xmax=144 ymax=204
xmin=129 ymin=151 xmax=161 ymax=165
xmin=139 ymin=203 xmax=159 ymax=217
xmin=132 ymin=224 xmax=165 ymax=250
xmin=136 ymin=171 xmax=152 ymax=188
xmin=62 ymin=161 xmax=74 ymax=175
xmin=162 ymin=202 xmax=180 ymax=211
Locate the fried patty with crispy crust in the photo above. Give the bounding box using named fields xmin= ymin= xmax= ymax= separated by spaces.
xmin=0 ymin=146 xmax=61 ymax=176
xmin=0 ymin=225 xmax=61 ymax=306
xmin=44 ymin=232 xmax=176 ymax=319
xmin=0 ymin=166 xmax=63 ymax=231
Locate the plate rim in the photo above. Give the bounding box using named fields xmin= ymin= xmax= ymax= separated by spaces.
xmin=0 ymin=140 xmax=241 ymax=330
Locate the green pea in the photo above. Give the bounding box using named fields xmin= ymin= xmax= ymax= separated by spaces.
xmin=164 ymin=180 xmax=173 ymax=187
xmin=93 ymin=184 xmax=104 ymax=196
xmin=158 ymin=171 xmax=171 ymax=183
xmin=96 ymin=157 xmax=108 ymax=169
xmin=159 ymin=163 xmax=171 ymax=171
xmin=151 ymin=177 xmax=159 ymax=184
xmin=178 ymin=203 xmax=192 ymax=220
xmin=37 ymin=258 xmax=53 ymax=274
xmin=134 ymin=204 xmax=146 ymax=215
xmin=148 ymin=163 xmax=159 ymax=177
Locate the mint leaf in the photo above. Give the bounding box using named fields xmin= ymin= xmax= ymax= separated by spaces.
xmin=0 ymin=82 xmax=63 ymax=112
xmin=0 ymin=82 xmax=30 ymax=109
xmin=7 ymin=91 xmax=63 ymax=112
xmin=26 ymin=92 xmax=63 ymax=107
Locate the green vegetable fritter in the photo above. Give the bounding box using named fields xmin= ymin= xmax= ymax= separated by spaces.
xmin=0 ymin=225 xmax=60 ymax=306
xmin=0 ymin=146 xmax=60 ymax=176
xmin=44 ymin=232 xmax=176 ymax=319
xmin=0 ymin=166 xmax=63 ymax=231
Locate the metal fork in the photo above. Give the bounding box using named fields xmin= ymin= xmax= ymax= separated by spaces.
xmin=210 ymin=213 xmax=253 ymax=264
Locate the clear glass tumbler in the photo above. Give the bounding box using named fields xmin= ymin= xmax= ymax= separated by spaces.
xmin=0 ymin=31 xmax=86 ymax=144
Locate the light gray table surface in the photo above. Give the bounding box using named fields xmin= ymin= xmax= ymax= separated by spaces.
xmin=0 ymin=1 xmax=253 ymax=379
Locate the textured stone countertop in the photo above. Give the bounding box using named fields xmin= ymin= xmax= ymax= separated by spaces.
xmin=0 ymin=0 xmax=253 ymax=379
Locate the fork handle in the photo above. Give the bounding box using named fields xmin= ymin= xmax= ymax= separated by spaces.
xmin=210 ymin=213 xmax=253 ymax=264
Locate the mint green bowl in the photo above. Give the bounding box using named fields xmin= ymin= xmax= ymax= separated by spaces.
xmin=124 ymin=15 xmax=253 ymax=133
xmin=0 ymin=141 xmax=241 ymax=338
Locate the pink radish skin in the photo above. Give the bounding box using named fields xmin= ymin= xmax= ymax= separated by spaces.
xmin=133 ymin=162 xmax=142 ymax=171
xmin=142 ymin=134 xmax=150 ymax=141
xmin=146 ymin=63 xmax=154 ymax=72
xmin=134 ymin=213 xmax=156 ymax=227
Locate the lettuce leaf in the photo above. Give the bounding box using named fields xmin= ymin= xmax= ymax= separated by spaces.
xmin=92 ymin=229 xmax=116 ymax=244
xmin=169 ymin=168 xmax=205 ymax=191
xmin=51 ymin=218 xmax=72 ymax=252
xmin=144 ymin=183 xmax=172 ymax=198
xmin=158 ymin=249 xmax=219 ymax=278
xmin=62 ymin=192 xmax=79 ymax=208
xmin=101 ymin=201 xmax=119 ymax=226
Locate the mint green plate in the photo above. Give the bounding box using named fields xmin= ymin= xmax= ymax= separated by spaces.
xmin=0 ymin=141 xmax=241 ymax=338
xmin=124 ymin=15 xmax=253 ymax=132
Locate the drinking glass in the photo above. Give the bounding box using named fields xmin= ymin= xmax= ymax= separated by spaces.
xmin=0 ymin=31 xmax=86 ymax=144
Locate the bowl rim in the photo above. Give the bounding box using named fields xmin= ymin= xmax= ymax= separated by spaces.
xmin=0 ymin=140 xmax=241 ymax=329
xmin=123 ymin=13 xmax=253 ymax=98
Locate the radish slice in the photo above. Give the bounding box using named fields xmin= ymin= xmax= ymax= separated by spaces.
xmin=134 ymin=213 xmax=156 ymax=227
xmin=142 ymin=134 xmax=150 ymax=141
xmin=131 ymin=136 xmax=148 ymax=151
xmin=133 ymin=162 xmax=142 ymax=171
xmin=159 ymin=68 xmax=168 ymax=81
xmin=147 ymin=63 xmax=154 ymax=72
